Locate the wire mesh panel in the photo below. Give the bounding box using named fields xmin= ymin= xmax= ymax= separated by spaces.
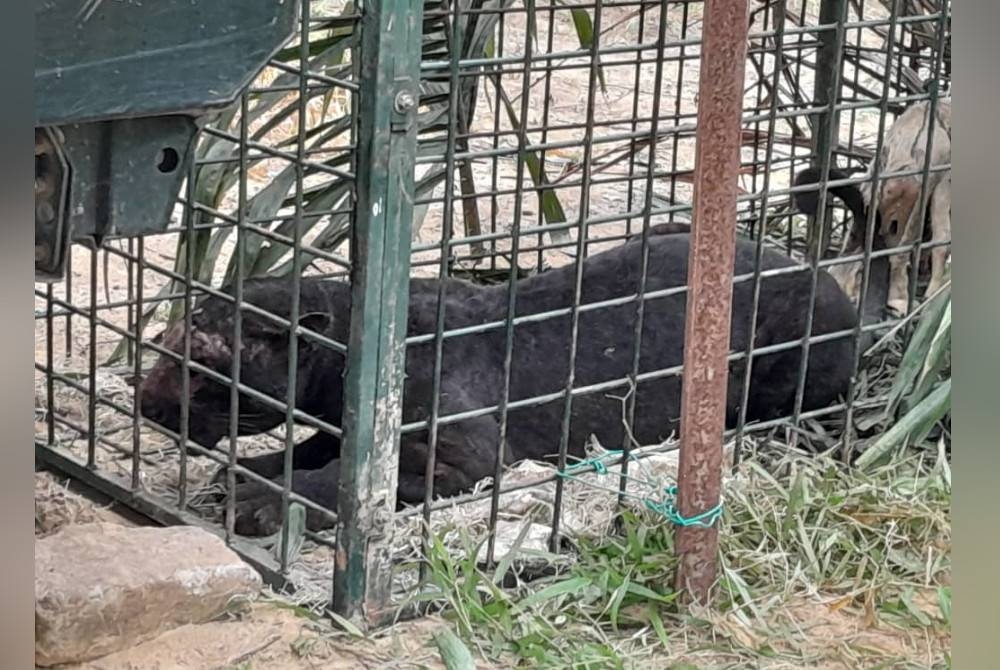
xmin=34 ymin=0 xmax=952 ymax=623
xmin=35 ymin=0 xmax=369 ymax=596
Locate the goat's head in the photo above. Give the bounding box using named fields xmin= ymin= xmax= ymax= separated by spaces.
xmin=878 ymin=177 xmax=921 ymax=245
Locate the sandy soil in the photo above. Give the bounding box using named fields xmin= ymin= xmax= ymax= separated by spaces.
xmin=34 ymin=463 xmax=948 ymax=670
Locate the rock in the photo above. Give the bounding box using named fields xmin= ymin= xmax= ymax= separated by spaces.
xmin=35 ymin=522 xmax=262 ymax=667
xmin=475 ymin=520 xmax=566 ymax=573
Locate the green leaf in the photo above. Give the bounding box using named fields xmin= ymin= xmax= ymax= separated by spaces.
xmin=886 ymin=284 xmax=950 ymax=417
xmin=937 ymin=586 xmax=952 ymax=624
xmin=275 ymin=111 xmax=354 ymax=151
xmin=483 ymin=37 xmax=570 ymax=244
xmin=277 ymin=502 xmax=307 ymax=564
xmin=514 ymin=576 xmax=592 ymax=612
xmin=272 ymin=22 xmax=356 ymax=63
xmin=900 ymin=589 xmax=932 ymax=626
xmin=103 ymin=282 xmax=174 ymax=366
xmin=223 ymin=164 xmax=301 ymax=280
xmin=625 ymin=582 xmax=676 ymax=604
xmin=250 ymin=34 xmax=356 ymax=134
xmin=327 ymin=609 xmax=366 ymax=638
xmin=557 ymin=2 xmax=607 ymax=93
xmin=490 ymin=520 xmax=536 ymax=585
xmin=856 ymin=379 xmax=951 ymax=469
xmin=433 ymin=628 xmax=477 ymax=670
xmin=259 ymin=183 xmax=354 ymax=277
xmin=904 ymin=299 xmax=951 ymax=412
xmin=492 ymin=83 xmax=569 ymax=241
xmin=608 ymin=578 xmax=629 ymax=629
xmin=647 ymin=605 xmax=671 ymax=648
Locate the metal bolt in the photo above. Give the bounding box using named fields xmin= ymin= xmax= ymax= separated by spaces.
xmin=36 ymin=200 xmax=56 ymax=225
xmin=35 ymin=176 xmax=50 ymax=198
xmin=394 ymin=90 xmax=417 ymax=113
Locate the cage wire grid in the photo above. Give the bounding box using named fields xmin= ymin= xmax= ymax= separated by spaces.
xmin=34 ymin=0 xmax=951 ymax=621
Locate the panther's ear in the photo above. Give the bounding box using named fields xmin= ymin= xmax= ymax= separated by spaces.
xmin=159 ymin=323 xmax=232 ymax=371
xmin=189 ymin=329 xmax=234 ymax=371
xmin=298 ymin=312 xmax=332 ymax=337
xmin=144 ymin=324 xmax=233 ymax=400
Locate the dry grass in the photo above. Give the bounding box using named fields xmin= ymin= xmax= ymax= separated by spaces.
xmin=410 ymin=446 xmax=951 ymax=669
xmin=35 ymin=472 xmax=107 ymax=538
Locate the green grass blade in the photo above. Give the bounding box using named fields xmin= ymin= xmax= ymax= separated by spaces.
xmin=272 ymin=22 xmax=356 ymax=63
xmin=326 ymin=609 xmax=366 ymax=638
xmin=249 ymin=33 xmax=356 ymax=132
xmin=937 ymin=586 xmax=951 ymax=624
xmin=607 ymin=577 xmax=629 ymax=629
xmin=249 ymin=182 xmax=354 ymax=276
xmin=556 ymin=1 xmax=607 ymax=92
xmin=886 ymin=284 xmax=950 ymax=417
xmin=167 ymin=227 xmax=216 ymax=324
xmin=275 ymin=113 xmax=353 ymax=151
xmin=514 ymin=576 xmax=592 ymax=612
xmin=490 ymin=520 xmax=536 ymax=585
xmin=904 ymin=299 xmax=951 ymax=413
xmin=492 ymin=84 xmax=569 ymax=241
xmin=856 ymin=379 xmax=951 ymax=470
xmin=220 ymin=164 xmax=301 ymax=283
xmin=625 ymin=582 xmax=676 ymax=604
xmin=647 ymin=605 xmax=671 ymax=648
xmin=482 ymin=40 xmax=569 ymax=243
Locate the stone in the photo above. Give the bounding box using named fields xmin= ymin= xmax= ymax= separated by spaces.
xmin=475 ymin=520 xmax=567 ymax=574
xmin=35 ymin=522 xmax=262 ymax=667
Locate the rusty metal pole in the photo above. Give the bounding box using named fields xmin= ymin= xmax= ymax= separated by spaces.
xmin=674 ymin=0 xmax=749 ymax=604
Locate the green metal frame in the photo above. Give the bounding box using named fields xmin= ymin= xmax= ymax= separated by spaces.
xmin=35 ymin=0 xmax=297 ymax=126
xmin=333 ymin=0 xmax=424 ymax=627
xmin=61 ymin=116 xmax=201 ymax=240
xmin=34 ymin=0 xmax=298 ymax=279
xmin=808 ymin=0 xmax=849 ymax=261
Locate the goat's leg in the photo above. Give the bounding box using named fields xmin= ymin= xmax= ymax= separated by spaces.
xmin=829 ymin=258 xmax=863 ymax=303
xmin=886 ymin=252 xmax=912 ymax=315
xmin=886 ymin=199 xmax=929 ymax=315
xmin=925 ymin=175 xmax=952 ymax=297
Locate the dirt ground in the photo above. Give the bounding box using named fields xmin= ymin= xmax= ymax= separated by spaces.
xmin=36 ymin=470 xmax=456 ymax=670
xmin=61 ymin=604 xmax=451 ymax=670
xmin=36 ymin=470 xmax=948 ymax=670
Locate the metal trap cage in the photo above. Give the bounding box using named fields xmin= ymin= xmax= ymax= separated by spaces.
xmin=35 ymin=0 xmax=951 ymax=625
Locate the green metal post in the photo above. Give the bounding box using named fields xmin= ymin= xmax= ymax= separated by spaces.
xmin=809 ymin=0 xmax=848 ymax=260
xmin=332 ymin=0 xmax=423 ymax=626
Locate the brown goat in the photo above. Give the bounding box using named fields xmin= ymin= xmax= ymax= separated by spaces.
xmin=875 ymin=99 xmax=951 ymax=313
xmin=830 ymin=98 xmax=952 ymax=315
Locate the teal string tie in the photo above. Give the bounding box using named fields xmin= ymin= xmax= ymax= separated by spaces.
xmin=558 ymin=451 xmax=621 ymax=477
xmin=646 ymin=485 xmax=723 ymax=529
xmin=556 ymin=454 xmax=723 ymax=529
